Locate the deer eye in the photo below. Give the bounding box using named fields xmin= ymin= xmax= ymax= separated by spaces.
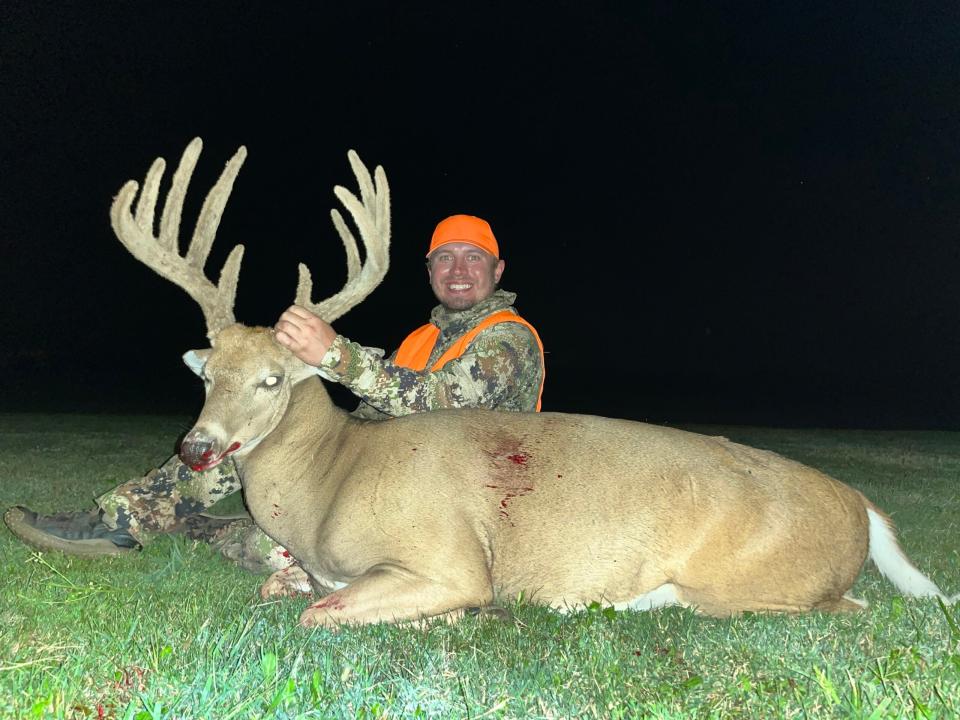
xmin=261 ymin=375 xmax=281 ymax=388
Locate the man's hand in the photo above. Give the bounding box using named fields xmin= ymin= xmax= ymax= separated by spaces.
xmin=275 ymin=305 xmax=337 ymax=366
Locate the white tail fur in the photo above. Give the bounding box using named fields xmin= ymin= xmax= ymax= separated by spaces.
xmin=867 ymin=507 xmax=957 ymax=603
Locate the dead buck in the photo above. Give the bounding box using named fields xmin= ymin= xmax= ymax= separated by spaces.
xmin=110 ymin=138 xmax=957 ymax=628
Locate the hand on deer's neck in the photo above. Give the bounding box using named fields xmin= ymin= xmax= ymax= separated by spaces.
xmin=275 ymin=305 xmax=338 ymax=366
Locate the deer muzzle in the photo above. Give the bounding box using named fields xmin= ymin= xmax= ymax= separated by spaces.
xmin=180 ymin=430 xmax=241 ymax=472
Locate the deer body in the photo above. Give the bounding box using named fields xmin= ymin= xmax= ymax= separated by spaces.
xmin=109 ymin=140 xmax=955 ymax=628
xmin=232 ymin=342 xmax=872 ymax=623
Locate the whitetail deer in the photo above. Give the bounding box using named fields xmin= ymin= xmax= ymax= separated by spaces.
xmin=110 ymin=138 xmax=956 ymax=628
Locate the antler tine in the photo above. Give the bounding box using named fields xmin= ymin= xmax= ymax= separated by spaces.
xmin=187 ymin=144 xmax=247 ymax=271
xmin=295 ymin=150 xmax=391 ymax=323
xmin=158 ymin=139 xmax=201 ymax=253
xmin=134 ymin=156 xmax=166 ymax=238
xmin=110 ymin=138 xmax=247 ymax=339
xmin=331 ymin=208 xmax=362 ymax=282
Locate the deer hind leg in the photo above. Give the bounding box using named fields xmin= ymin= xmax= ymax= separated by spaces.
xmin=670 ymin=585 xmax=868 ymax=617
xmin=606 ymin=583 xmax=801 ymax=617
xmin=299 ymin=567 xmax=493 ymax=629
xmin=814 ymin=594 xmax=868 ymax=613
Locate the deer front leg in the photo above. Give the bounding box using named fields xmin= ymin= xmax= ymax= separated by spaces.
xmin=261 ymin=565 xmax=313 ymax=599
xmin=299 ymin=566 xmax=492 ymax=628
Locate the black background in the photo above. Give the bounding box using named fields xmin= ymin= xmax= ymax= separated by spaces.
xmin=3 ymin=2 xmax=960 ymax=428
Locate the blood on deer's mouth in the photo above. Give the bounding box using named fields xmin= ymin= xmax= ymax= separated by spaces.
xmin=188 ymin=441 xmax=242 ymax=472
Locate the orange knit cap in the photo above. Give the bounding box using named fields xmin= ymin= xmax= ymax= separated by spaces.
xmin=427 ymin=214 xmax=499 ymax=258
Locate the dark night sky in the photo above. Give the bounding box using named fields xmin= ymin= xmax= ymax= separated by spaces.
xmin=3 ymin=2 xmax=960 ymax=428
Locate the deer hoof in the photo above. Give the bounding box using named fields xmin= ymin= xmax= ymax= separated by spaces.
xmin=299 ymin=607 xmax=342 ymax=630
xmin=260 ymin=566 xmax=313 ymax=600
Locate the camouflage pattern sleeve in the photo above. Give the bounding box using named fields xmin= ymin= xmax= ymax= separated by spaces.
xmin=320 ymin=323 xmax=543 ymax=417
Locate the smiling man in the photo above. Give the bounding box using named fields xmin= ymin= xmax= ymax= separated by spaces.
xmin=5 ymin=214 xmax=545 ymax=568
xmin=277 ymin=214 xmax=544 ymax=418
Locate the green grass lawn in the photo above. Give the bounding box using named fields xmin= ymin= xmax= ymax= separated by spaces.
xmin=1 ymin=414 xmax=958 ymax=719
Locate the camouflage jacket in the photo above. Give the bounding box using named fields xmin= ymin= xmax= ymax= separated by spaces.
xmin=317 ymin=289 xmax=544 ymax=420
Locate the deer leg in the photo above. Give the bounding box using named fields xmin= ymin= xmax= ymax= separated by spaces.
xmin=261 ymin=565 xmax=313 ymax=599
xmin=298 ymin=566 xmax=492 ymax=629
xmin=813 ymin=594 xmax=868 ymax=613
xmin=670 ymin=583 xmax=869 ymax=617
xmin=394 ymin=604 xmax=514 ymax=631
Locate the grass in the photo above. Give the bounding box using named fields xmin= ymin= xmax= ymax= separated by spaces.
xmin=0 ymin=413 xmax=958 ymax=718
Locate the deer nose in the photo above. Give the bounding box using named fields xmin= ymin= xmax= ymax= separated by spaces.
xmin=179 ymin=432 xmax=217 ymax=468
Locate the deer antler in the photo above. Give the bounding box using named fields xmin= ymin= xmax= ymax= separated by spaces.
xmin=110 ymin=137 xmax=247 ymax=339
xmin=294 ymin=150 xmax=391 ymax=322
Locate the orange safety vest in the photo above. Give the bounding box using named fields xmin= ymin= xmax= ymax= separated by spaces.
xmin=392 ymin=310 xmax=545 ymax=410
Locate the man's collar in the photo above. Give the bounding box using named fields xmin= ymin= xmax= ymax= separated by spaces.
xmin=429 ymin=289 xmax=517 ymax=332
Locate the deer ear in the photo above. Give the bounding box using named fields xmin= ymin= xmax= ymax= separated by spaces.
xmin=292 ymin=362 xmax=335 ymax=384
xmin=182 ymin=349 xmax=212 ymax=377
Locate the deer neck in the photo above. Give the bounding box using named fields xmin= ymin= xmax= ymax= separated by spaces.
xmin=234 ymin=377 xmax=349 ymax=492
xmin=230 ymin=377 xmax=357 ymax=568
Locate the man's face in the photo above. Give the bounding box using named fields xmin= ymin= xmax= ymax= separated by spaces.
xmin=428 ymin=242 xmax=506 ymax=311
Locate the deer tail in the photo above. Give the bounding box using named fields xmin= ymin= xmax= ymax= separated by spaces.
xmin=865 ymin=501 xmax=957 ymax=603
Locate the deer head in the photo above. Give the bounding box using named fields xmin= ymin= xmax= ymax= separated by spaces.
xmin=109 ymin=138 xmax=390 ymax=470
